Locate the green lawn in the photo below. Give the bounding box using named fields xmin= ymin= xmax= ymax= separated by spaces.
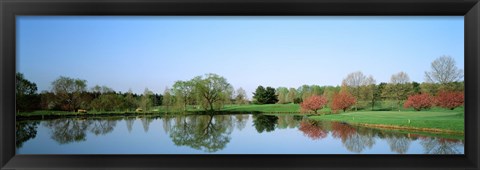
xmin=308 ymin=107 xmax=464 ymax=133
xmin=221 ymin=103 xmax=301 ymax=113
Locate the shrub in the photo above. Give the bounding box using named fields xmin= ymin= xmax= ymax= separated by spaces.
xmin=404 ymin=93 xmax=433 ymax=111
xmin=435 ymin=91 xmax=464 ymax=110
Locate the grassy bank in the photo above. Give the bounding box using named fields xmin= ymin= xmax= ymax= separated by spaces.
xmin=308 ymin=107 xmax=464 ymax=133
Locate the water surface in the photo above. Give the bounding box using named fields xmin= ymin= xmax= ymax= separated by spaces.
xmin=16 ymin=114 xmax=464 ymax=154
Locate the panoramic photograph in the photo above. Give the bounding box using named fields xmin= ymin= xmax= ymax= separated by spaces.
xmin=16 ymin=16 xmax=464 ymax=154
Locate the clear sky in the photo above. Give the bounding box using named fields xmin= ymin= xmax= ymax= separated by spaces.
xmin=17 ymin=16 xmax=464 ymax=98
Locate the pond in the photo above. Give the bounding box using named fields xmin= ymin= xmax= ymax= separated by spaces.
xmin=16 ymin=114 xmax=464 ymax=154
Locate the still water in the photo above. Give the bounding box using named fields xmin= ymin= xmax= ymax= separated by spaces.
xmin=16 ymin=114 xmax=464 ymax=154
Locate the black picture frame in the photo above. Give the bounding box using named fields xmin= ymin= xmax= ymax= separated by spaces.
xmin=1 ymin=0 xmax=479 ymax=169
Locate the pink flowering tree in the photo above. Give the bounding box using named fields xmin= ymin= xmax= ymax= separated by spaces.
xmin=300 ymin=95 xmax=328 ymax=115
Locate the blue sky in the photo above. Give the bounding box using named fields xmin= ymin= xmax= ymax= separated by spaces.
xmin=17 ymin=16 xmax=464 ymax=98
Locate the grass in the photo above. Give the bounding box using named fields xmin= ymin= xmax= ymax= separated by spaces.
xmin=221 ymin=103 xmax=301 ymax=113
xmin=308 ymin=107 xmax=464 ymax=133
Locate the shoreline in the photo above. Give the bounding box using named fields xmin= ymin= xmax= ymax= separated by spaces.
xmin=17 ymin=109 xmax=464 ymax=135
xmin=349 ymin=122 xmax=464 ymax=135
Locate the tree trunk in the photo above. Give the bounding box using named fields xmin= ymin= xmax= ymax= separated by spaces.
xmin=208 ymin=101 xmax=214 ymax=111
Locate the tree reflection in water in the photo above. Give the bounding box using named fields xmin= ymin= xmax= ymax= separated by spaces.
xmin=234 ymin=114 xmax=249 ymax=131
xmin=252 ymin=114 xmax=278 ymax=133
xmin=168 ymin=114 xmax=234 ymax=153
xmin=88 ymin=118 xmax=117 ymax=135
xmin=18 ymin=114 xmax=464 ymax=154
xmin=140 ymin=116 xmax=154 ymax=132
xmin=420 ymin=137 xmax=464 ymax=154
xmin=330 ymin=122 xmax=375 ymax=153
xmin=44 ymin=118 xmax=90 ymax=144
xmin=16 ymin=120 xmax=40 ymax=148
xmin=298 ymin=120 xmax=328 ymax=140
xmin=331 ymin=122 xmax=357 ymax=141
xmin=385 ymin=134 xmax=411 ymax=154
xmin=162 ymin=116 xmax=173 ymax=134
xmin=43 ymin=117 xmax=120 ymax=144
xmin=125 ymin=116 xmax=135 ymax=133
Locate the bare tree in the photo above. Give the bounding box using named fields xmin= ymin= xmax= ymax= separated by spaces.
xmin=391 ymin=72 xmax=410 ymax=84
xmin=234 ymin=87 xmax=248 ymax=105
xmin=342 ymin=71 xmax=367 ymax=111
xmin=425 ymin=55 xmax=463 ymax=84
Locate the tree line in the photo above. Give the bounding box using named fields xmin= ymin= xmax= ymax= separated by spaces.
xmin=16 ymin=74 xmax=163 ymax=113
xmin=16 ymin=55 xmax=464 ymax=114
xmin=295 ymin=55 xmax=464 ymax=113
xmin=16 ymin=73 xmax=248 ymax=113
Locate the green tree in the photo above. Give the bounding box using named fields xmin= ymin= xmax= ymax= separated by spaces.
xmin=91 ymin=85 xmax=113 ymax=98
xmin=374 ymin=82 xmax=387 ymax=109
xmin=51 ymin=76 xmax=87 ymax=111
xmin=412 ymin=81 xmax=421 ymax=94
xmin=221 ymin=85 xmax=235 ymax=107
xmin=39 ymin=91 xmax=57 ymax=110
xmin=311 ymin=85 xmax=324 ymax=96
xmin=420 ymin=82 xmax=440 ymax=95
xmin=124 ymin=89 xmax=138 ymax=111
xmin=16 ymin=73 xmax=39 ymax=112
xmin=150 ymin=93 xmax=163 ymax=108
xmin=323 ymin=86 xmax=341 ymax=107
xmin=287 ymin=88 xmax=297 ymax=103
xmin=173 ymin=80 xmax=196 ymax=111
xmin=276 ymin=87 xmax=289 ymax=104
xmin=252 ymin=86 xmax=278 ymax=104
xmin=383 ymin=72 xmax=412 ymax=111
xmin=90 ymin=93 xmax=125 ymax=112
xmin=139 ymin=88 xmax=154 ymax=111
xmin=162 ymin=87 xmax=175 ymax=113
xmin=361 ymin=76 xmax=376 ymax=110
xmin=298 ymin=84 xmax=312 ymax=101
xmin=442 ymin=81 xmax=464 ymax=92
xmin=194 ymin=73 xmax=233 ymax=111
